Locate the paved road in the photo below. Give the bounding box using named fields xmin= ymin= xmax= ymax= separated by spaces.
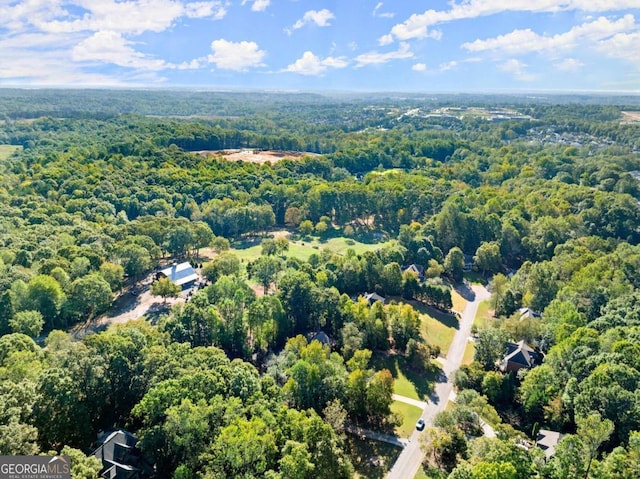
xmin=386 ymin=284 xmax=490 ymax=479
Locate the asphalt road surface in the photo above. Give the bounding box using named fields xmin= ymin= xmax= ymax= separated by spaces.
xmin=386 ymin=283 xmax=490 ymax=479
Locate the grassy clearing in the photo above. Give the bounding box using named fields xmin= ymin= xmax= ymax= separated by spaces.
xmin=462 ymin=340 xmax=475 ymax=365
xmin=230 ymin=235 xmax=387 ymax=263
xmin=347 ymin=436 xmax=402 ymax=479
xmin=409 ymin=302 xmax=458 ymax=355
xmin=451 ymin=289 xmax=467 ymax=314
xmin=0 ymin=145 xmax=21 ymax=160
xmin=474 ymin=300 xmax=493 ymax=330
xmin=391 ymin=400 xmax=423 ymax=438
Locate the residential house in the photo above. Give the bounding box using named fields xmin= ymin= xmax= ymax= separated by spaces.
xmin=309 ymin=331 xmax=332 ymax=349
xmin=463 ymin=254 xmax=475 ymax=272
xmin=403 ymin=264 xmax=425 ymax=281
xmin=518 ymin=307 xmax=541 ymax=321
xmin=92 ymin=430 xmax=154 ymax=479
xmin=364 ymin=292 xmax=386 ymax=305
xmin=500 ymin=340 xmax=543 ymax=373
xmin=536 ymin=429 xmax=563 ymax=459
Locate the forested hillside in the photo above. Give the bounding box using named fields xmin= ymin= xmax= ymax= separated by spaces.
xmin=1 ymin=90 xmax=639 ymax=479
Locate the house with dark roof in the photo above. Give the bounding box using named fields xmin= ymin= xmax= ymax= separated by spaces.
xmin=309 ymin=331 xmax=332 ymax=348
xmin=536 ymin=429 xmax=563 ymax=459
xmin=403 ymin=264 xmax=425 ymax=281
xmin=92 ymin=430 xmax=154 ymax=479
xmin=364 ymin=292 xmax=386 ymax=305
xmin=158 ymin=262 xmax=198 ymax=289
xmin=518 ymin=307 xmax=541 ymax=321
xmin=500 ymin=340 xmax=543 ymax=372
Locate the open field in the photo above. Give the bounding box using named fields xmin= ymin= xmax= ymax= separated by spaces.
xmin=406 ymin=301 xmax=458 ymax=355
xmin=0 ymin=145 xmax=21 ymax=160
xmin=229 ymin=234 xmax=387 ymax=263
xmin=196 ymin=149 xmax=319 ymax=164
xmin=347 ymin=436 xmax=402 ymax=479
xmin=622 ymin=111 xmax=640 ymax=123
xmin=392 ymin=401 xmax=423 ymax=438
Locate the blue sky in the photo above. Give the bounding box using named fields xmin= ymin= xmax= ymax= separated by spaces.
xmin=1 ymin=0 xmax=639 ymax=92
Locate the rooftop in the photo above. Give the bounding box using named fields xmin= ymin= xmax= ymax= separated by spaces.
xmin=159 ymin=262 xmax=198 ymax=287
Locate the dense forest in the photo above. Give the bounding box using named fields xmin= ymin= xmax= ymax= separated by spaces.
xmin=1 ymin=89 xmax=640 ymax=479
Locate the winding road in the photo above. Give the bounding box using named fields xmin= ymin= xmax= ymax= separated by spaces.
xmin=386 ymin=283 xmax=490 ymax=479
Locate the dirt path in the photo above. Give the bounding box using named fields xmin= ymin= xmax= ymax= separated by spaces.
xmin=70 ymin=283 xmax=184 ymax=339
xmin=345 ymin=425 xmax=408 ymax=449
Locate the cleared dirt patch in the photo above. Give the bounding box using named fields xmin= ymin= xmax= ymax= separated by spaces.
xmin=196 ymin=149 xmax=319 ymax=164
xmin=622 ymin=111 xmax=640 ymax=123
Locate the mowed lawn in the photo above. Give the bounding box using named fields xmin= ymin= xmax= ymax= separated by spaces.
xmin=462 ymin=341 xmax=475 ymax=365
xmin=451 ymin=289 xmax=467 ymax=314
xmin=391 ymin=400 xmax=423 ymax=438
xmin=0 ymin=145 xmax=21 ymax=160
xmin=230 ymin=235 xmax=388 ymax=263
xmin=413 ymin=302 xmax=458 ymax=355
xmin=474 ymin=299 xmax=493 ymax=330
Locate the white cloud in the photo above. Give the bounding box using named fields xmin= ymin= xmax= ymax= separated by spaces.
xmin=499 ymin=59 xmax=535 ymax=81
xmin=554 ymin=58 xmax=585 ymax=71
xmin=462 ymin=15 xmax=637 ymax=56
xmin=355 ymin=42 xmax=413 ymax=67
xmin=292 ymin=9 xmax=335 ymax=30
xmin=284 ymin=51 xmax=348 ymax=75
xmin=412 ymin=63 xmax=427 ymax=71
xmin=207 ymin=39 xmax=266 ymax=71
xmin=242 ymin=0 xmax=270 ymax=12
xmin=373 ymin=2 xmax=395 ymax=19
xmin=439 ymin=60 xmax=458 ymax=71
xmin=71 ymin=30 xmax=168 ymax=70
xmin=378 ymin=34 xmax=394 ymax=46
xmin=184 ymin=2 xmax=227 ymax=19
xmin=597 ymin=31 xmax=640 ymax=65
xmin=252 ymin=0 xmax=270 ymax=12
xmin=0 ymin=35 xmax=150 ymax=86
xmin=33 ymin=1 xmax=226 ymax=35
xmin=382 ymin=1 xmax=640 ymax=43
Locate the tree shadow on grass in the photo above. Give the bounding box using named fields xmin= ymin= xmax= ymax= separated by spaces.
xmin=345 ymin=436 xmax=401 ymax=479
xmin=231 ymin=237 xmax=263 ymax=250
xmin=372 ymin=353 xmax=436 ymax=401
xmin=453 ymin=281 xmax=476 ymax=301
xmin=408 ymin=300 xmax=459 ymax=330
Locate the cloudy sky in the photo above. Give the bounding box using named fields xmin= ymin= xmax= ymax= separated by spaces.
xmin=1 ymin=0 xmax=639 ymax=91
